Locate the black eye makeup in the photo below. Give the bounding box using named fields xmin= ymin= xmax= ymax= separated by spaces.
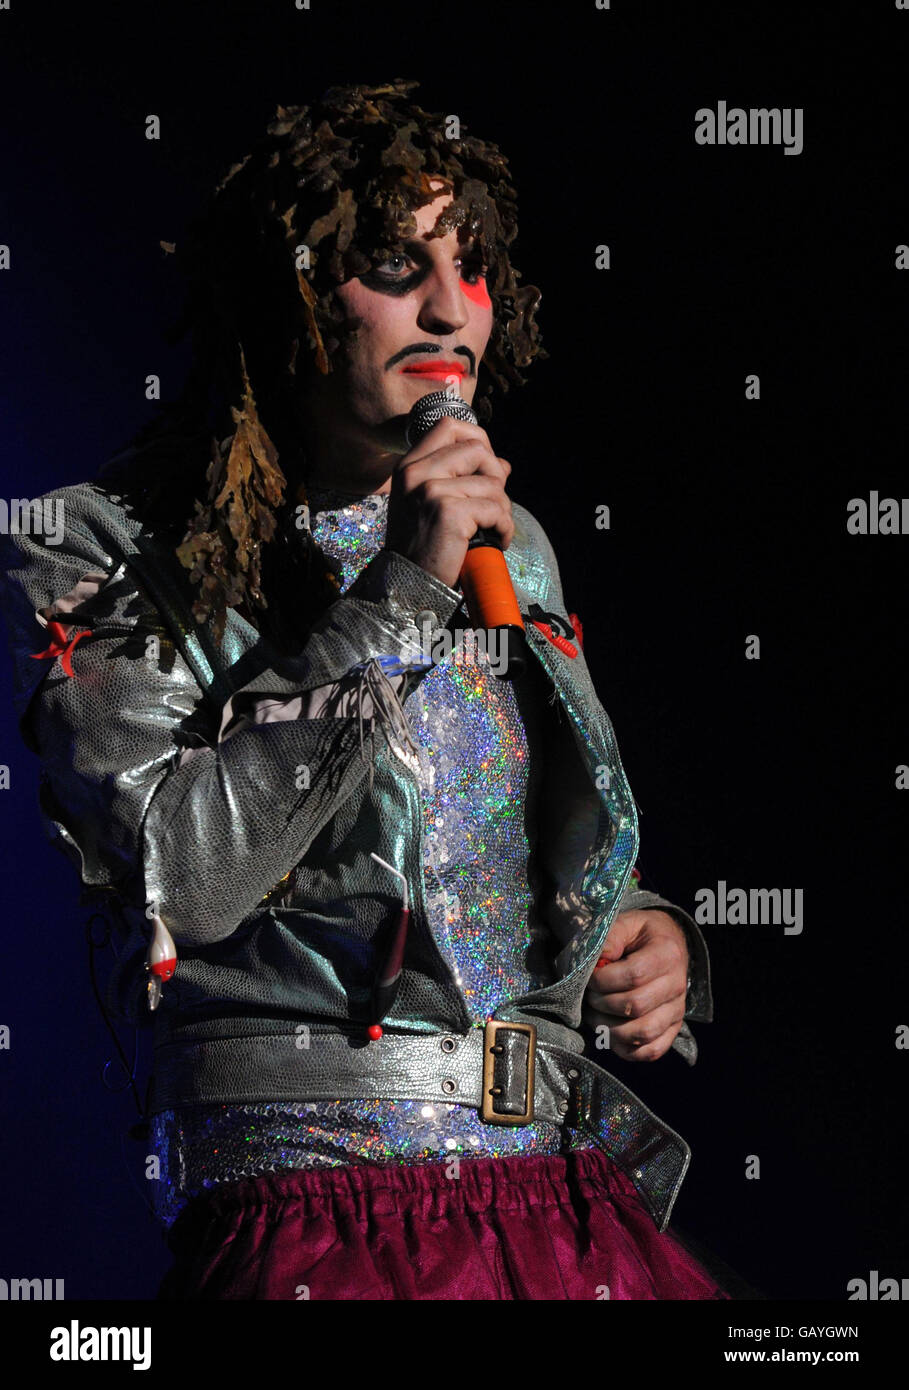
xmin=454 ymin=252 xmax=489 ymax=285
xmin=359 ymin=252 xmax=426 ymax=295
xmin=359 ymin=244 xmax=488 ymax=296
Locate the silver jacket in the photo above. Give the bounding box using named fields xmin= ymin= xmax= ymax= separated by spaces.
xmin=0 ymin=482 xmax=714 ymax=1231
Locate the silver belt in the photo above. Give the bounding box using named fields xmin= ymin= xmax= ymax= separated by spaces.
xmin=153 ymin=1021 xmax=558 ymax=1120
xmin=150 ymin=1019 xmax=691 ymax=1231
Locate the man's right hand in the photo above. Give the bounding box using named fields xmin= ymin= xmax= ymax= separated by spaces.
xmin=384 ymin=415 xmax=514 ymax=589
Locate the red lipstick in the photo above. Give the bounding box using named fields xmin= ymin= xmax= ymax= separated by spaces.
xmin=400 ymin=359 xmax=467 ymax=380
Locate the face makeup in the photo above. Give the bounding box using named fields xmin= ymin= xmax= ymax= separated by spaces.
xmin=459 ymin=272 xmax=492 ymax=310
xmin=399 ymin=358 xmax=468 ymax=382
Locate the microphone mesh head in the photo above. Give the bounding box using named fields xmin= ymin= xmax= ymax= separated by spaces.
xmin=404 ymin=389 xmax=478 ymax=449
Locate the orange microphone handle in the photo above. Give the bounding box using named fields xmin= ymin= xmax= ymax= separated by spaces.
xmin=459 ymin=534 xmax=525 ymax=632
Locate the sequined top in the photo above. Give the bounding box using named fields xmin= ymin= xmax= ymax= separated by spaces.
xmin=149 ymin=485 xmax=572 ymax=1228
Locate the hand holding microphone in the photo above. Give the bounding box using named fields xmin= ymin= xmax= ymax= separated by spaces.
xmin=384 ymin=389 xmax=529 ymax=679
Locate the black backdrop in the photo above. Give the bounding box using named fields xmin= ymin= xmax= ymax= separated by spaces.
xmin=0 ymin=0 xmax=905 ymax=1303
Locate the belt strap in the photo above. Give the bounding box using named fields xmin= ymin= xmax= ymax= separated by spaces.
xmin=150 ymin=1022 xmax=691 ymax=1231
xmin=153 ymin=1025 xmax=564 ymax=1117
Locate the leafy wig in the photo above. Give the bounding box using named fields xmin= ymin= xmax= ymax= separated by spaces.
xmin=98 ymin=78 xmax=547 ymax=651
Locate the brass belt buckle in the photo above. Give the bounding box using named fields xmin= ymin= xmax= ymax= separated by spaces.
xmin=481 ymin=1019 xmax=536 ymax=1125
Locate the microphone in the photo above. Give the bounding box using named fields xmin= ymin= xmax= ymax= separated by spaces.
xmin=404 ymin=389 xmax=529 ymax=680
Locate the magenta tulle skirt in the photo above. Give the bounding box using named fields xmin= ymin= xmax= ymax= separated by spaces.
xmin=157 ymin=1147 xmax=732 ymax=1300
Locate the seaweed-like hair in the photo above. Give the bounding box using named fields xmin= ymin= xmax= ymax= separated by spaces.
xmin=98 ymin=78 xmax=547 ymax=652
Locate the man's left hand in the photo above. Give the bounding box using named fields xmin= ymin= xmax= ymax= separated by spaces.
xmin=582 ymin=910 xmax=689 ymax=1061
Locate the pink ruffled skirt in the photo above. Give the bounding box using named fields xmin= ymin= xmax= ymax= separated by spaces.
xmin=157 ymin=1147 xmax=731 ymax=1301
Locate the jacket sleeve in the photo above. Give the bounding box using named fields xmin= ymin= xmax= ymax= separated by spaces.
xmin=519 ymin=506 xmax=714 ymax=1065
xmin=0 ymin=496 xmax=462 ymax=949
xmin=613 ymin=880 xmax=713 ymax=1065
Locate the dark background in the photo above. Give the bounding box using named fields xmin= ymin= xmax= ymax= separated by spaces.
xmin=0 ymin=0 xmax=905 ymax=1301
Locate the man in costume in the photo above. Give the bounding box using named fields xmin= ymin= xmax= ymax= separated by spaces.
xmin=0 ymin=79 xmax=725 ymax=1299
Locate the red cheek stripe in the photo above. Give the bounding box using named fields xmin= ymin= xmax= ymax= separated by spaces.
xmin=461 ymin=275 xmax=491 ymax=309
